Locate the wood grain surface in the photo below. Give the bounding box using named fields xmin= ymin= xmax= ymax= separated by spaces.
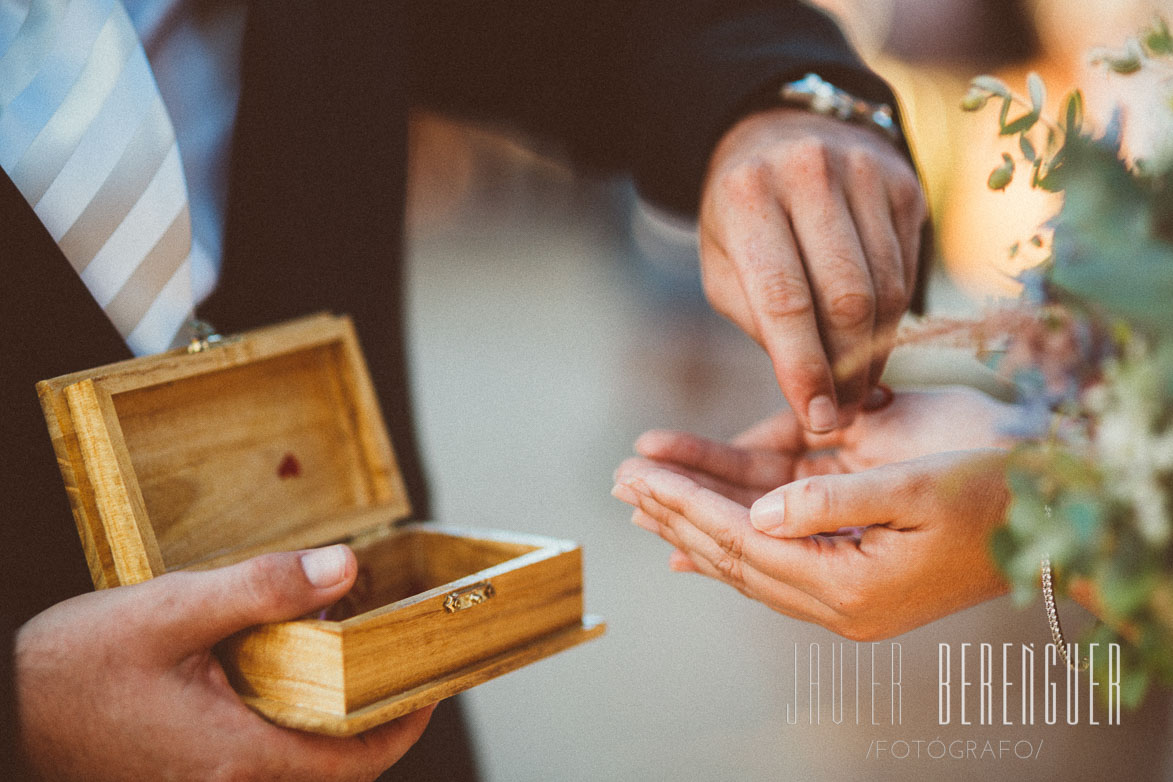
xmin=35 ymin=314 xmax=605 ymax=735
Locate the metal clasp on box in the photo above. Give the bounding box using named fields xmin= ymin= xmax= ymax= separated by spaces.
xmin=444 ymin=581 xmax=495 ymax=613
xmin=185 ymin=319 xmax=238 ymax=353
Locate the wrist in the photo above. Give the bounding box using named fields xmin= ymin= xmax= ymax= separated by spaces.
xmin=706 ymin=105 xmax=898 ymax=188
xmin=776 ymin=72 xmax=902 ymax=146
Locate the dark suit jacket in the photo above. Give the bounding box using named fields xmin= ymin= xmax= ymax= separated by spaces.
xmin=0 ymin=1 xmax=901 ymax=777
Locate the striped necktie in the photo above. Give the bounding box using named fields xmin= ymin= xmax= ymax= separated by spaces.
xmin=1 ymin=0 xmax=193 ymax=356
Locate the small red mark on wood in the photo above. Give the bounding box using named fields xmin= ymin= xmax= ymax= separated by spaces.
xmin=277 ymin=453 xmax=301 ymax=479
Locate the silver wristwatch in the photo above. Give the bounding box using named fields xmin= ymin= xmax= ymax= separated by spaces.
xmin=778 ymin=72 xmax=901 ymax=145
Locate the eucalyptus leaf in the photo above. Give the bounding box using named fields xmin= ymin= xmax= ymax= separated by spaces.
xmin=1020 ymin=134 xmax=1037 ymax=162
xmin=1145 ymin=17 xmax=1173 ymax=55
xmin=961 ymin=90 xmax=988 ymax=111
xmin=999 ymin=95 xmax=1012 ymax=130
xmin=971 ymin=74 xmax=1011 ymax=98
xmin=988 ymin=153 xmax=1015 ymax=190
xmin=1046 ymin=125 xmax=1060 ymax=155
xmin=1027 ymin=72 xmax=1046 ymax=113
xmin=1110 ymin=55 xmax=1142 ymax=74
xmin=1001 ymin=110 xmax=1040 ymax=136
xmin=1088 ymin=47 xmax=1127 ymax=73
xmin=1062 ymin=90 xmax=1085 ymax=138
xmin=1094 ymin=39 xmax=1144 ymax=74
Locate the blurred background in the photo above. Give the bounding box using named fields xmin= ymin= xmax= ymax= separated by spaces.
xmin=402 ymin=1 xmax=1173 ymax=779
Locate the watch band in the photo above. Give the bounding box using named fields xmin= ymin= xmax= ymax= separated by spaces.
xmin=778 ymin=73 xmax=902 ymax=145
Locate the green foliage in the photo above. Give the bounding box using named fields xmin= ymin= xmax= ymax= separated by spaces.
xmin=1046 ymin=137 xmax=1173 ymax=337
xmin=1145 ymin=17 xmax=1173 ymax=55
xmin=970 ymin=75 xmax=1010 ymax=98
xmin=964 ymin=71 xmax=1067 ymax=191
xmin=1090 ymin=38 xmax=1143 ymax=74
xmin=988 ymin=153 xmax=1015 ymax=190
xmin=1019 ymin=134 xmax=1036 ymax=163
xmin=960 ymin=91 xmax=987 ymax=111
xmin=968 ymin=18 xmax=1173 ymax=708
xmin=1027 ymin=72 xmax=1046 ymax=114
xmin=1061 ymin=91 xmax=1084 ymax=138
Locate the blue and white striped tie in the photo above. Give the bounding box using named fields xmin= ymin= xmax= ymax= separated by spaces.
xmin=1 ymin=0 xmax=194 ymax=356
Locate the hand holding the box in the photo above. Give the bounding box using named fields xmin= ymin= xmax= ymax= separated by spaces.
xmin=699 ymin=108 xmax=925 ymax=432
xmin=15 ymin=545 xmax=435 ymax=781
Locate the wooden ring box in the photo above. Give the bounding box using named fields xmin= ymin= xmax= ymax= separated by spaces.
xmin=36 ymin=313 xmax=604 ymax=736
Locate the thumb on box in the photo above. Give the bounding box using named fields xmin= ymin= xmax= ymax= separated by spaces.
xmin=141 ymin=544 xmax=357 ymax=659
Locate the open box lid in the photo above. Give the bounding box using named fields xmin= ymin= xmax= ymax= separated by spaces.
xmin=37 ymin=313 xmax=412 ymax=588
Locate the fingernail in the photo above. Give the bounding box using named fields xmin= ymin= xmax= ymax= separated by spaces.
xmin=807 ymin=395 xmax=838 ymax=433
xmin=750 ymin=493 xmax=786 ymax=534
xmin=611 ymin=483 xmax=640 ymax=505
xmin=300 ymin=545 xmax=348 ymax=588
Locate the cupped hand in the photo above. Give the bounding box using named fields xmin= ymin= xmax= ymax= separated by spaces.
xmin=625 ymin=385 xmax=1017 ymax=509
xmin=15 ymin=545 xmax=435 ymax=782
xmin=700 ymin=107 xmax=926 ymax=430
xmin=613 ymin=449 xmax=1011 ymax=641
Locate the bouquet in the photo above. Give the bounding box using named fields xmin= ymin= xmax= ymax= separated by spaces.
xmin=934 ymin=18 xmax=1173 ymax=706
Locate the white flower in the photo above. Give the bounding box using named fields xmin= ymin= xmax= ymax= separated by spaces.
xmin=1090 ymin=349 xmax=1172 ymax=544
